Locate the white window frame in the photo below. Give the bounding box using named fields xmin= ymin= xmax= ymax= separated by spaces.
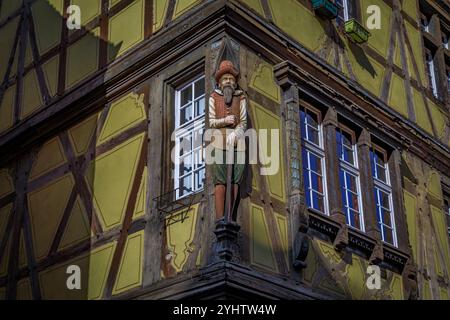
xmin=443 ymin=33 xmax=449 ymax=49
xmin=426 ymin=52 xmax=439 ymax=98
xmin=371 ymin=149 xmax=398 ymax=247
xmin=174 ymin=76 xmax=206 ymax=200
xmin=337 ymin=128 xmax=365 ymax=232
xmin=447 ymin=69 xmax=450 ymax=94
xmin=301 ymin=108 xmax=329 ymax=215
xmin=421 ymin=16 xmax=430 ymax=33
xmin=444 ymin=196 xmax=450 ymax=236
xmin=336 ymin=0 xmax=351 ymax=22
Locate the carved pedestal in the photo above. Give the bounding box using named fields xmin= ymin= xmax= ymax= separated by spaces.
xmin=213 ymin=220 xmax=241 ymax=262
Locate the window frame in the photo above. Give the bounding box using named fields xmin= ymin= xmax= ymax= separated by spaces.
xmin=336 ymin=0 xmax=350 ymax=22
xmin=371 ymin=145 xmax=398 ymax=247
xmin=443 ymin=32 xmax=449 ymax=50
xmin=173 ymin=75 xmax=206 ymax=200
xmin=421 ymin=14 xmax=430 ymax=33
xmin=336 ymin=125 xmax=365 ymax=232
xmin=446 ymin=67 xmax=450 ymax=95
xmin=443 ymin=191 xmax=450 ymax=237
xmin=335 ymin=0 xmax=357 ymax=26
xmin=425 ymin=49 xmax=439 ymax=99
xmin=300 ymin=105 xmax=329 ymax=216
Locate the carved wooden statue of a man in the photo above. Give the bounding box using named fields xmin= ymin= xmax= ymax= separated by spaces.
xmin=209 ymin=60 xmax=247 ymax=222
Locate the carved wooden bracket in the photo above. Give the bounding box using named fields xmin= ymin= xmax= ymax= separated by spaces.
xmin=213 ymin=220 xmax=241 ymax=262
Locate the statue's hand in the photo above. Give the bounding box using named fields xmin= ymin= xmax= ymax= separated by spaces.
xmin=224 ymin=115 xmax=237 ymax=125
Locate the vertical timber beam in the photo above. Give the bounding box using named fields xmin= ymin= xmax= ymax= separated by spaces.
xmin=274 ymin=61 xmax=309 ymax=272
xmin=357 ymin=128 xmax=383 ymax=263
xmin=322 ymin=107 xmax=348 ymax=250
xmin=6 ymin=154 xmax=33 ymax=299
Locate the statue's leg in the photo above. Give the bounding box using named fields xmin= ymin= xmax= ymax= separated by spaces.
xmin=232 ymin=184 xmax=239 ymax=205
xmin=215 ymin=184 xmax=226 ymax=220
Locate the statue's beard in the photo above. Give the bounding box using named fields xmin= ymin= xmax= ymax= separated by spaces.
xmin=223 ymin=85 xmax=235 ymax=105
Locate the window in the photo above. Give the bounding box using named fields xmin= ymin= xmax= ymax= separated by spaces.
xmin=336 ymin=127 xmax=364 ymax=230
xmin=370 ymin=147 xmax=397 ymax=246
xmin=421 ymin=15 xmax=430 ymax=33
xmin=444 ymin=195 xmax=450 ymax=236
xmin=335 ymin=0 xmax=355 ymax=24
xmin=443 ymin=33 xmax=449 ymax=50
xmin=300 ymin=107 xmax=328 ymax=214
xmin=447 ymin=68 xmax=450 ymax=95
xmin=425 ymin=50 xmax=439 ymax=98
xmin=174 ymin=76 xmax=206 ymax=199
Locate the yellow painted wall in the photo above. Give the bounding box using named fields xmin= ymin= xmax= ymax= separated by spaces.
xmin=68 ymin=113 xmax=99 ymax=156
xmin=0 ymin=17 xmax=19 ymax=84
xmin=58 ymin=196 xmax=91 ymax=251
xmin=402 ymin=0 xmax=418 ymax=21
xmin=21 ymin=70 xmax=44 ymax=118
xmin=99 ymin=93 xmax=146 ymax=144
xmin=166 ymin=204 xmax=199 ymax=272
xmin=251 ymin=101 xmax=286 ymax=202
xmin=0 ymin=86 xmax=150 ymax=299
xmin=0 ymin=0 xmax=22 ymax=22
xmin=431 ymin=206 xmax=450 ymax=276
xmin=346 ymin=42 xmax=385 ymax=97
xmin=267 ymin=0 xmax=325 ymax=52
xmin=173 ymin=0 xmax=201 ymax=20
xmin=85 ymin=133 xmax=145 ymax=231
xmin=153 ymin=0 xmax=169 ymax=32
xmin=16 ymin=278 xmax=32 ymax=300
xmin=70 ymin=0 xmax=101 ymax=26
xmin=0 ymin=205 xmax=12 ymax=243
xmin=427 ymin=100 xmax=446 ymax=139
xmin=240 ymin=0 xmax=265 ymax=16
xmin=413 ymin=88 xmax=433 ymax=135
xmin=362 ymin=0 xmax=392 ymax=57
xmin=250 ymin=62 xmax=281 ymax=103
xmin=112 ymin=230 xmax=144 ymax=295
xmin=28 ymin=174 xmax=75 ymax=260
xmin=274 ymin=212 xmax=289 ymax=268
xmin=389 ymin=73 xmax=408 ymax=117
xmin=404 ymin=189 xmax=418 ymax=260
xmin=108 ymin=0 xmax=145 ymax=61
xmin=405 ymin=21 xmax=426 ymax=84
xmin=31 ymin=0 xmax=63 ymax=55
xmin=249 ymin=203 xmax=277 ymax=272
xmin=66 ymin=28 xmax=100 ymax=89
xmin=133 ymin=166 xmax=148 ymax=219
xmin=0 ymin=234 xmax=11 ymax=277
xmin=39 ymin=241 xmax=116 ymax=299
xmin=0 ymin=85 xmax=15 ymax=133
xmin=29 ymin=137 xmax=67 ymax=181
xmin=42 ymin=56 xmax=59 ymax=97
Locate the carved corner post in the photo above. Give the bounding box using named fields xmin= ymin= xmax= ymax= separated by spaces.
xmin=274 ymin=61 xmax=309 ymax=270
xmin=213 ymin=220 xmax=241 ymax=262
xmin=322 ymin=108 xmax=348 ymax=251
xmin=210 ymin=37 xmax=242 ymax=263
xmin=357 ymin=128 xmax=383 ymax=264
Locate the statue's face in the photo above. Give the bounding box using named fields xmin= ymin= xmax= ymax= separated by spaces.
xmin=219 ymin=73 xmax=236 ymax=90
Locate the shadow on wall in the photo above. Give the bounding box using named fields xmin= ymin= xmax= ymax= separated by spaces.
xmin=0 ymin=0 xmax=125 ymax=300
xmin=347 ymin=40 xmax=377 ymax=78
xmin=322 ymin=19 xmax=377 ymax=78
